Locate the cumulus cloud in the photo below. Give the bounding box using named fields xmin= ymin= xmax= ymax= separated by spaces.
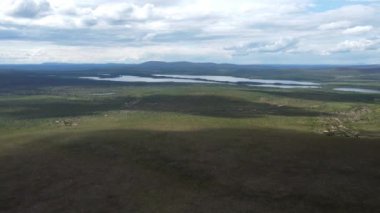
xmin=0 ymin=40 xmax=229 ymax=64
xmin=93 ymin=3 xmax=156 ymax=25
xmin=342 ymin=25 xmax=373 ymax=34
xmin=318 ymin=21 xmax=351 ymax=30
xmin=6 ymin=0 xmax=51 ymax=18
xmin=329 ymin=39 xmax=380 ymax=53
xmin=227 ymin=38 xmax=298 ymax=55
xmin=0 ymin=0 xmax=379 ymax=64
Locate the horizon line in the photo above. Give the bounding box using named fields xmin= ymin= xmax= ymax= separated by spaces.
xmin=0 ymin=61 xmax=379 ymax=66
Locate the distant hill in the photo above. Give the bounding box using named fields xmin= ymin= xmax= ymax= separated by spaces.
xmin=1 ymin=61 xmax=378 ymax=71
xmin=0 ymin=61 xmax=379 ymax=82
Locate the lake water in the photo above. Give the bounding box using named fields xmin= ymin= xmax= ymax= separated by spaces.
xmin=80 ymin=76 xmax=213 ymax=83
xmin=80 ymin=74 xmax=321 ymax=90
xmin=334 ymin=88 xmax=380 ymax=94
xmin=251 ymin=84 xmax=320 ymax=89
xmin=154 ymin=74 xmax=320 ymax=86
xmin=90 ymin=93 xmax=116 ymax=96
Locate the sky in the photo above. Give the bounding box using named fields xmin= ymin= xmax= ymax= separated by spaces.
xmin=0 ymin=0 xmax=379 ymax=64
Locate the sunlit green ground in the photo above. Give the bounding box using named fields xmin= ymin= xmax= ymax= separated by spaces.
xmin=0 ymin=83 xmax=379 ymax=212
xmin=1 ymin=85 xmax=379 ymax=139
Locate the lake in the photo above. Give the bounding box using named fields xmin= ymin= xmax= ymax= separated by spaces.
xmin=154 ymin=74 xmax=320 ymax=86
xmin=251 ymin=84 xmax=320 ymax=89
xmin=80 ymin=74 xmax=323 ymax=90
xmin=80 ymin=76 xmax=214 ymax=83
xmin=334 ymin=88 xmax=380 ymax=94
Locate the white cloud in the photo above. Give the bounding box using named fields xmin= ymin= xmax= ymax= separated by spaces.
xmin=342 ymin=25 xmax=373 ymax=34
xmin=318 ymin=21 xmax=351 ymax=30
xmin=227 ymin=38 xmax=298 ymax=55
xmin=0 ymin=40 xmax=229 ymax=64
xmin=329 ymin=39 xmax=380 ymax=53
xmin=0 ymin=0 xmax=379 ymax=64
xmin=93 ymin=3 xmax=156 ymax=25
xmin=5 ymin=0 xmax=51 ymax=18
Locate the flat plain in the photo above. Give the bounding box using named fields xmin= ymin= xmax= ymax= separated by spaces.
xmin=0 ymin=63 xmax=379 ymax=212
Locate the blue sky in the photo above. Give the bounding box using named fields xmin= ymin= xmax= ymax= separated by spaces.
xmin=0 ymin=0 xmax=379 ymax=64
xmin=312 ymin=0 xmax=346 ymax=11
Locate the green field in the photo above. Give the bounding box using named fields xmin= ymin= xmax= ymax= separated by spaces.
xmin=0 ymin=65 xmax=380 ymax=212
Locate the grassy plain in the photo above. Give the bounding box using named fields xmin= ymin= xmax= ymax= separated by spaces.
xmin=0 ymin=65 xmax=379 ymax=212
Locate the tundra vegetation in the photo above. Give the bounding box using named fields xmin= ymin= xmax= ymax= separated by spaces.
xmin=0 ymin=63 xmax=379 ymax=212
